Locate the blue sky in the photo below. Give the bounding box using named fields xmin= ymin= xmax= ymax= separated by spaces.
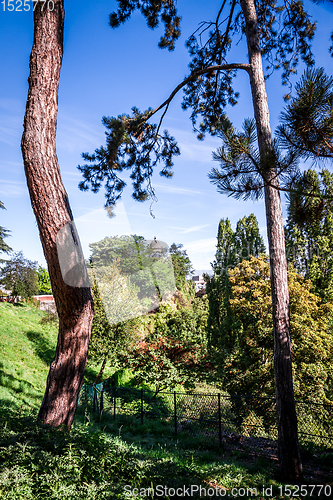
xmin=1 ymin=0 xmax=333 ymax=272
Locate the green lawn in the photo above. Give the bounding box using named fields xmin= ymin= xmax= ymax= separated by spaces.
xmin=0 ymin=301 xmax=58 ymax=408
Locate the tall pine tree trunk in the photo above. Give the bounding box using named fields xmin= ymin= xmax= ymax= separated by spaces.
xmin=240 ymin=0 xmax=302 ymax=480
xmin=21 ymin=0 xmax=94 ymax=428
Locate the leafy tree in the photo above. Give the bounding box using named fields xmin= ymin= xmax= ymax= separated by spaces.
xmin=211 ymin=214 xmax=266 ymax=277
xmin=89 ymin=234 xmax=175 ymax=305
xmin=37 ymin=266 xmax=52 ymax=295
xmin=89 ymin=235 xmax=147 ymax=273
xmin=222 ymin=256 xmax=333 ymax=405
xmin=88 ymin=239 xmax=195 ymax=383
xmin=211 ymin=218 xmax=235 ymax=276
xmin=78 ymin=0 xmax=333 ymax=477
xmin=0 ymin=201 xmax=12 ymax=259
xmin=118 ymin=297 xmax=212 ymax=395
xmin=234 ymin=214 xmax=266 ymax=262
xmin=169 ymin=243 xmax=193 ymax=292
xmin=0 ymin=251 xmax=38 ymax=299
xmin=91 ymin=262 xmax=142 ymax=326
xmin=87 ymin=264 xmax=141 ymax=385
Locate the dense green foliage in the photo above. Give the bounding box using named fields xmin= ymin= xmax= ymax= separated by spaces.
xmin=89 ymin=235 xmax=175 ymax=301
xmin=88 ymin=236 xmax=208 ymax=392
xmin=87 ymin=266 xmax=141 ymax=384
xmin=87 ymin=236 xmax=197 ymax=388
xmin=206 ymin=212 xmax=333 ymax=403
xmin=0 ymin=251 xmax=38 ymax=299
xmin=118 ymin=295 xmax=211 ymax=394
xmin=169 ymin=243 xmax=193 ymax=292
xmin=285 ymin=169 xmax=333 ymax=302
xmin=212 ymin=214 xmax=266 ymax=276
xmin=89 ymin=235 xmax=147 ymax=274
xmin=37 ymin=266 xmax=52 ymax=295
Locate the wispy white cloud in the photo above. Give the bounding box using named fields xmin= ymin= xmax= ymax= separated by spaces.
xmin=169 ymin=224 xmax=211 ymax=234
xmin=74 ymin=204 xmax=133 ymax=257
xmin=0 ymin=100 xmax=24 ymax=147
xmin=0 ymin=161 xmax=23 ymax=169
xmin=57 ymin=113 xmax=104 ymax=153
xmin=178 ymin=142 xmax=214 ymax=162
xmin=61 ymin=170 xmax=82 ymax=179
xmin=0 ymin=181 xmax=27 ymax=197
xmin=185 ymin=238 xmax=216 ymax=253
xmin=152 ymin=182 xmax=205 ymax=196
xmin=0 ymin=124 xmax=22 ymax=147
xmin=126 ymin=211 xmax=187 ymax=222
xmin=0 ymin=98 xmax=24 ymax=114
xmin=168 ymin=128 xmax=220 ymax=163
xmin=0 ymin=179 xmax=25 ymax=185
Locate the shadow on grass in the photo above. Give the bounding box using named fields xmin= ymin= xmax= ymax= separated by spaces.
xmin=26 ymin=329 xmax=56 ymax=366
xmin=0 ymin=361 xmax=42 ymax=407
xmin=0 ymin=400 xmax=265 ymax=499
xmin=0 ymin=401 xmax=277 ymax=498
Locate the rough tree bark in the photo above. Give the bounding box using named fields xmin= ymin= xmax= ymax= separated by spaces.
xmin=21 ymin=0 xmax=94 ymax=428
xmin=240 ymin=0 xmax=302 ymax=480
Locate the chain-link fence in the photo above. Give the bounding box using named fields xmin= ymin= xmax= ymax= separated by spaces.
xmin=78 ymin=384 xmax=333 ymax=454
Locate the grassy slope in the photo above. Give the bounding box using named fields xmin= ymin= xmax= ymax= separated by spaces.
xmin=0 ymin=300 xmax=118 ymax=407
xmin=0 ymin=302 xmax=58 ymax=408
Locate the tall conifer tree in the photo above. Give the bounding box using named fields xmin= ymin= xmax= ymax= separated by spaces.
xmin=20 ymin=1 xmax=178 ymax=429
xmin=78 ymin=0 xmax=333 ymax=479
xmin=206 ymin=214 xmax=265 ymax=351
xmin=21 ymin=1 xmax=95 ymax=428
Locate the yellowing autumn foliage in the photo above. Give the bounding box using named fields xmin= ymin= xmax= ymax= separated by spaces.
xmin=224 ymin=256 xmax=333 ymax=403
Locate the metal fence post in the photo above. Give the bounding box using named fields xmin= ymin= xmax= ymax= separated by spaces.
xmin=100 ymin=390 xmax=104 ymax=416
xmin=174 ymin=391 xmax=177 ymax=437
xmin=141 ymin=388 xmax=143 ymax=425
xmin=93 ymin=386 xmax=97 ymax=413
xmin=113 ymin=386 xmax=116 ymax=421
xmin=218 ymin=393 xmax=222 ymax=448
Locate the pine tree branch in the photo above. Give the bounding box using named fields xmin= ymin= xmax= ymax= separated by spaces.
xmin=151 ymin=63 xmax=251 ymax=127
xmin=213 ymin=0 xmax=237 ymax=104
xmin=216 ymin=0 xmax=228 ymax=30
xmin=279 ymin=130 xmax=333 ymax=159
xmin=221 ymin=0 xmax=236 ymax=50
xmin=265 ymin=180 xmax=333 ymax=199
